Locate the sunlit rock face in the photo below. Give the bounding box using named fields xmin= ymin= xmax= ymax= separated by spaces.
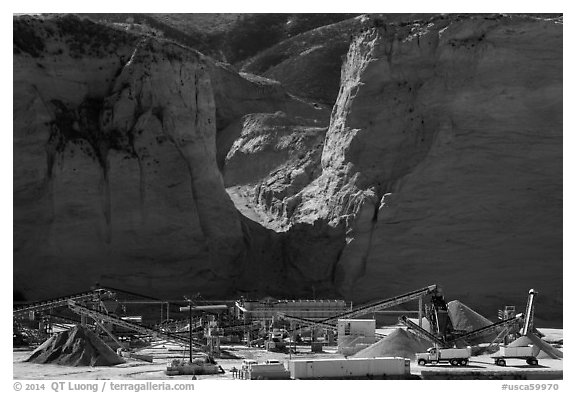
xmin=227 ymin=14 xmax=562 ymax=323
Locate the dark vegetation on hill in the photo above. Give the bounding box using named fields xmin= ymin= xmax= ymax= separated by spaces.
xmin=75 ymin=13 xmax=210 ymax=52
xmin=219 ymin=13 xmax=358 ymax=64
xmin=75 ymin=13 xmax=359 ymax=64
xmin=14 ymin=14 xmax=139 ymax=59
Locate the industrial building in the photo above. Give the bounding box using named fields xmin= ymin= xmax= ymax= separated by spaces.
xmin=337 ymin=319 xmax=377 ymax=355
xmin=234 ymin=298 xmax=350 ymax=323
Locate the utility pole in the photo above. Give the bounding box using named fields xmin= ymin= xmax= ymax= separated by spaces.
xmin=189 ymin=300 xmax=192 ymax=362
xmin=418 ymin=296 xmax=423 ymax=328
xmin=183 ymin=296 xmax=194 ymax=362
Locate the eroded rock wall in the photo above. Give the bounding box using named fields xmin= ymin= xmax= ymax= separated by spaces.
xmin=309 ymin=15 xmax=562 ymax=320
xmin=13 ymin=15 xmax=327 ymax=300
xmin=226 ymin=15 xmax=562 ymax=322
xmin=14 ymin=14 xmax=563 ymax=324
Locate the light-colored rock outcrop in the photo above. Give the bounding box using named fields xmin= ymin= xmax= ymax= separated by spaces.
xmin=323 ymin=16 xmax=563 ymax=322
xmin=228 ymin=14 xmax=562 ymax=322
xmin=345 ymin=15 xmax=559 ymax=321
xmin=224 ymin=112 xmax=326 ymax=230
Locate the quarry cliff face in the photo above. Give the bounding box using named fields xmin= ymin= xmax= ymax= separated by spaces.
xmin=325 ymin=16 xmax=562 ymax=320
xmin=13 ymin=15 xmax=328 ymax=299
xmin=225 ymin=15 xmax=563 ymax=322
xmin=14 ymin=14 xmax=562 ymax=324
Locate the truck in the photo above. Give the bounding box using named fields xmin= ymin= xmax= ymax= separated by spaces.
xmin=491 ymin=345 xmax=540 ymax=366
xmin=416 ymin=347 xmax=471 ymax=367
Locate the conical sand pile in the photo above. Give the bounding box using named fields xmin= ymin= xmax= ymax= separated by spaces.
xmin=448 ymin=300 xmax=500 ymax=345
xmin=448 ymin=300 xmax=493 ymax=332
xmin=353 ymin=328 xmax=433 ymax=360
xmin=27 ymin=325 xmax=125 ymax=366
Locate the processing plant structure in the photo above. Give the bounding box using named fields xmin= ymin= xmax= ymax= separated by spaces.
xmin=13 ymin=285 xmax=562 ymax=379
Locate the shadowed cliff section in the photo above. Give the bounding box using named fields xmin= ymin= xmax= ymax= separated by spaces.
xmin=13 ymin=14 xmax=330 ymax=301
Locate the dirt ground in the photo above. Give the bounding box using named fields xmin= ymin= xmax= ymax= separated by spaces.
xmin=13 ymin=343 xmax=344 ymax=380
xmin=13 ymin=328 xmax=563 ymax=380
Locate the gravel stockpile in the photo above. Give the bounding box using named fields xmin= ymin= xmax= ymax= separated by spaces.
xmin=352 ymin=328 xmax=433 ymax=360
xmin=27 ymin=325 xmax=125 ymax=366
xmin=448 ymin=300 xmax=493 ymax=332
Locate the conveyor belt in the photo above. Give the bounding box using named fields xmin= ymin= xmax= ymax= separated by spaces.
xmin=526 ymin=332 xmax=563 ymax=359
xmin=67 ymin=300 xmax=203 ymax=349
xmin=279 ymin=313 xmax=385 ymax=339
xmin=278 ymin=313 xmax=338 ymax=330
xmin=221 ymin=321 xmax=261 ymax=333
xmin=13 ymin=289 xmax=110 ymax=317
xmin=445 ymin=315 xmax=524 ymax=346
xmin=277 ymin=285 xmax=438 ymax=338
xmin=398 ymin=315 xmax=446 ymax=347
xmin=157 ymin=319 xmax=203 ymax=333
xmin=318 ymin=285 xmax=437 ymax=324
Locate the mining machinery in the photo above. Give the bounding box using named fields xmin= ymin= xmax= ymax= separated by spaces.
xmin=278 ymin=284 xmax=440 ymax=340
